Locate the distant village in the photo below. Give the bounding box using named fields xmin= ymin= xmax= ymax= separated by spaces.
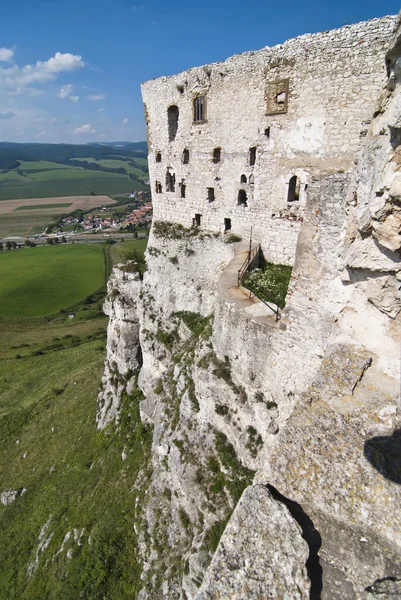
xmin=60 ymin=192 xmax=152 ymax=233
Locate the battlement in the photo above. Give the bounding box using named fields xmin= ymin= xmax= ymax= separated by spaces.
xmin=141 ymin=15 xmax=398 ymax=265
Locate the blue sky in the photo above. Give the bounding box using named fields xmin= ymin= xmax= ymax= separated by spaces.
xmin=0 ymin=0 xmax=399 ymax=144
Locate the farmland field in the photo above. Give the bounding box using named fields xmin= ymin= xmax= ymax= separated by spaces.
xmin=14 ymin=203 xmax=73 ymax=211
xmin=0 ymin=245 xmax=106 ymax=317
xmin=0 ymin=196 xmax=117 ymax=237
xmin=0 ymin=173 xmax=145 ymax=201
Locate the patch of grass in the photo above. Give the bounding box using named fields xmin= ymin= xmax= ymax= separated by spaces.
xmin=155 ymin=330 xmax=177 ymax=351
xmin=245 ymin=426 xmax=264 ymax=457
xmin=242 ymin=262 xmax=292 ymax=309
xmin=173 ymin=312 xmax=210 ymax=338
xmin=0 ymin=245 xmax=105 ymax=318
xmin=14 ymin=203 xmax=72 ymax=211
xmin=203 ymin=518 xmax=229 ymax=553
xmin=224 ymin=233 xmax=242 ymax=243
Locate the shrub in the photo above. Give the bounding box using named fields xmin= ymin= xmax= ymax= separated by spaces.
xmin=225 ymin=233 xmax=242 ymax=243
xmin=169 ymin=255 xmax=179 ymax=265
xmin=215 ymin=404 xmax=229 ymax=416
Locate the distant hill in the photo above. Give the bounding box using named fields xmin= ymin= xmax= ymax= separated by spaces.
xmin=0 ymin=142 xmax=148 ymax=171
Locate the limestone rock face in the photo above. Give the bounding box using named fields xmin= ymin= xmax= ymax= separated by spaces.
xmin=97 ymin=17 xmax=401 ymax=600
xmin=97 ymin=265 xmax=142 ymax=429
xmin=195 ymin=485 xmax=311 ymax=600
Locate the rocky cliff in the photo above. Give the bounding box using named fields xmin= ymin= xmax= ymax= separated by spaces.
xmin=97 ymin=21 xmax=401 ymax=600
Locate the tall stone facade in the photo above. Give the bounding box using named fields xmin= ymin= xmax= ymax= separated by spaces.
xmin=141 ymin=16 xmax=398 ymax=265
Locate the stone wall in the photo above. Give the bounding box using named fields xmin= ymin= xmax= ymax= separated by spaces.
xmin=141 ymin=16 xmax=397 ymax=265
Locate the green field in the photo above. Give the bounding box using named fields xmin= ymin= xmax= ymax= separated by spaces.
xmin=0 ymin=213 xmax=59 ymax=238
xmin=0 ymin=175 xmax=145 ymax=201
xmin=0 ymin=234 xmax=150 ymax=598
xmin=15 ymin=203 xmax=72 ymax=211
xmin=72 ymin=158 xmax=147 ymax=178
xmin=16 ymin=161 xmax=76 ymax=171
xmin=110 ymin=239 xmax=148 ymax=264
xmin=0 ymin=245 xmax=106 ymax=317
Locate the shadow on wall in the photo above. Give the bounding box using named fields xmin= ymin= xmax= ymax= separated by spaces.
xmin=364 ymin=429 xmax=401 ymax=484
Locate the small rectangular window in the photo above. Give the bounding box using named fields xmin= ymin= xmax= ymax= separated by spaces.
xmin=213 ymin=147 xmax=221 ymax=163
xmin=193 ymin=96 xmax=206 ymax=123
xmin=224 ymin=218 xmax=231 ymax=232
xmin=193 ymin=214 xmax=201 ymax=227
xmin=180 ymin=183 xmax=186 ymax=198
xmin=156 ymin=152 xmax=162 ymax=162
xmin=207 ymin=187 xmax=215 ymax=202
xmin=249 ymin=147 xmax=256 ymax=166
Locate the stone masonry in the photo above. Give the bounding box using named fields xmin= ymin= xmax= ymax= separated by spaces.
xmin=141 ymin=16 xmax=398 ymax=265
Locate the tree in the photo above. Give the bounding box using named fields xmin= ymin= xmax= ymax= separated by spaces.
xmin=6 ymin=241 xmax=11 ymax=250
xmin=61 ymin=236 xmax=66 ymax=243
xmin=0 ymin=242 xmax=3 ymax=251
xmin=11 ymin=241 xmax=17 ymax=249
xmin=46 ymin=238 xmax=54 ymax=245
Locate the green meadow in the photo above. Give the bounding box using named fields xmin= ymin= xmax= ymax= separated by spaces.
xmin=0 ymin=245 xmax=105 ymax=317
xmin=0 ymin=237 xmax=150 ymax=598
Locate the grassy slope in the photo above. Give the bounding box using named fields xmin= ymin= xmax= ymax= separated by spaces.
xmin=0 ymin=245 xmax=105 ymax=317
xmin=110 ymin=239 xmax=148 ymax=265
xmin=0 ymin=316 xmax=151 ymax=600
xmin=0 ymin=239 xmax=151 ymax=599
xmin=0 ymin=213 xmax=58 ymax=238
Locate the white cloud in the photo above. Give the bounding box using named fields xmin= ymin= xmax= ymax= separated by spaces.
xmin=87 ymin=94 xmax=105 ymax=101
xmin=0 ymin=52 xmax=85 ymax=95
xmin=98 ymin=107 xmax=104 ymax=112
xmin=69 ymin=95 xmax=79 ymax=103
xmin=122 ymin=117 xmax=129 ymax=124
xmin=35 ymin=130 xmax=49 ymax=138
xmin=58 ymin=83 xmax=73 ymax=99
xmin=0 ymin=110 xmax=15 ymax=119
xmin=0 ymin=48 xmax=14 ymax=63
xmin=74 ymin=123 xmax=96 ymax=134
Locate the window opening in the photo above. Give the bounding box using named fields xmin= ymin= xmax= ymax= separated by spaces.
xmin=287 ymin=176 xmax=300 ymax=202
xmin=193 ymin=213 xmax=202 ymax=227
xmin=156 ymin=152 xmax=162 ymax=163
xmin=166 ymin=171 xmax=176 ymax=193
xmin=224 ymin=218 xmax=231 ymax=232
xmin=249 ymin=147 xmax=256 ymax=166
xmin=155 ymin=181 xmax=162 ymax=194
xmin=193 ymin=96 xmax=206 ymax=122
xmin=207 ymin=187 xmax=215 ymax=203
xmin=266 ymin=79 xmax=289 ymax=115
xmin=240 ymin=174 xmax=247 ymax=183
xmin=182 ymin=148 xmax=189 ymax=164
xmin=249 ymin=173 xmax=254 ymax=185
xmin=213 ymin=147 xmax=221 ymax=163
xmin=180 ymin=182 xmax=186 ymax=198
xmin=167 ymin=105 xmax=179 ymax=142
xmin=264 ymin=127 xmax=270 ymax=138
xmin=238 ymin=190 xmax=248 ymax=206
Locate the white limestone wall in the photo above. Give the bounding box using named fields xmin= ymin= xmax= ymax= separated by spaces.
xmin=141 ymin=16 xmax=398 ymax=265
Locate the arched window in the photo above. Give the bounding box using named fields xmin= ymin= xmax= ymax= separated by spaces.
xmin=238 ymin=190 xmax=247 ymax=206
xmin=213 ymin=147 xmax=221 ymax=163
xmin=287 ymin=176 xmax=300 ymax=202
xmin=166 ymin=170 xmax=175 ymax=193
xmin=167 ymin=105 xmax=179 ymax=142
xmin=155 ymin=181 xmax=162 ymax=194
xmin=240 ymin=174 xmax=247 ymax=183
xmin=249 ymin=174 xmax=254 ymax=185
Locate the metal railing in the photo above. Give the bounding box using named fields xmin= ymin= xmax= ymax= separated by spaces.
xmin=237 ymin=244 xmax=261 ymax=287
